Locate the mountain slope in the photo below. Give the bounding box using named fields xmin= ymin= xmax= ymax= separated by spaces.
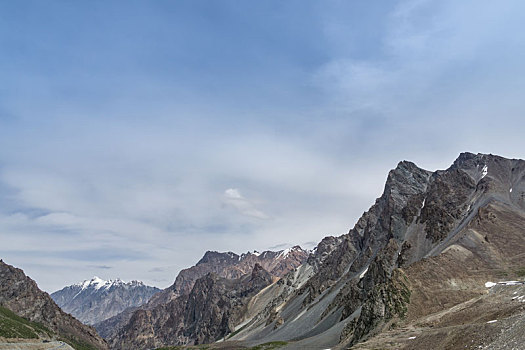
xmin=148 ymin=246 xmax=308 ymax=307
xmin=227 ymin=153 xmax=525 ymax=349
xmin=51 ymin=277 xmax=160 ymax=325
xmin=352 ymin=199 xmax=525 ymax=349
xmin=96 ymin=246 xmax=308 ymax=342
xmin=0 ymin=260 xmax=108 ymax=350
xmin=110 ymin=264 xmax=274 ymax=349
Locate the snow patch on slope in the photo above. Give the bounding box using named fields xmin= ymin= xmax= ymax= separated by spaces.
xmin=359 ymin=267 xmax=369 ymax=279
xmin=74 ymin=276 xmax=139 ymax=292
xmin=485 ymin=280 xmax=524 ymax=288
xmin=277 ymin=247 xmax=293 ymax=258
xmin=481 ymin=164 xmax=488 ymax=179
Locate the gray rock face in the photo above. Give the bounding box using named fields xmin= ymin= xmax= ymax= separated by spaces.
xmin=51 ymin=277 xmax=160 ymax=325
xmin=0 ymin=260 xmax=109 ymax=350
xmin=96 ymin=246 xmax=307 ymax=347
xmin=110 ymin=264 xmax=273 ymax=349
xmin=227 ymin=153 xmax=525 ymax=349
xmin=148 ymin=246 xmax=308 ymax=307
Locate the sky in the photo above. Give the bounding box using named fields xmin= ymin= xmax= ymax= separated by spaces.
xmin=1 ymin=0 xmax=524 ymax=292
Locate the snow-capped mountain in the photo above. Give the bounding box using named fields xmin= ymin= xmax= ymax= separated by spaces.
xmin=51 ymin=276 xmax=160 ymax=325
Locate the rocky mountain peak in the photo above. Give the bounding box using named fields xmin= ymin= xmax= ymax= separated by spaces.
xmin=196 ymin=251 xmax=240 ymax=265
xmin=384 ymin=160 xmax=432 ymax=195
xmin=250 ymin=263 xmax=271 ymax=282
xmin=451 ymin=151 xmax=479 ymax=166
xmin=51 ymin=277 xmax=160 ymax=325
xmin=164 ymin=247 xmax=308 ymax=300
xmin=75 ymin=276 xmax=126 ymax=291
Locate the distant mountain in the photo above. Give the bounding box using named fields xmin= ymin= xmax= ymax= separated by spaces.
xmin=51 ymin=276 xmax=160 ymax=325
xmin=111 ymin=264 xmax=274 ymax=349
xmin=148 ymin=245 xmax=309 ymax=306
xmin=0 ymin=259 xmax=108 ymax=349
xmin=95 ymin=246 xmax=308 ymax=344
xmin=102 ymin=152 xmax=525 ymax=350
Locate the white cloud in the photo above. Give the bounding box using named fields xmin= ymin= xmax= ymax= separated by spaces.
xmin=223 ymin=188 xmax=269 ymax=220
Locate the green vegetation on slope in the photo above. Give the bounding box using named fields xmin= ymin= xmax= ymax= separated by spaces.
xmin=0 ymin=306 xmax=99 ymax=350
xmin=60 ymin=336 xmax=100 ymax=350
xmin=0 ymin=305 xmax=52 ymax=339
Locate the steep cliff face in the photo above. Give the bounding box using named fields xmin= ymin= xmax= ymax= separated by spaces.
xmin=0 ymin=260 xmax=108 ymax=350
xmin=227 ymin=153 xmax=525 ymax=349
xmin=51 ymin=277 xmax=160 ymax=325
xmin=109 ymin=264 xmax=273 ymax=349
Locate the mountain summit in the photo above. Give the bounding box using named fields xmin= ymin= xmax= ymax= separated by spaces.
xmin=51 ymin=277 xmax=160 ymax=325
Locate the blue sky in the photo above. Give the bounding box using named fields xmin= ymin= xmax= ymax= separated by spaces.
xmin=1 ymin=0 xmax=524 ymax=292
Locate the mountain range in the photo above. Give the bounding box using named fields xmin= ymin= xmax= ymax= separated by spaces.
xmin=94 ymin=245 xmax=309 ymax=344
xmin=1 ymin=152 xmax=524 ymax=350
xmin=105 ymin=152 xmax=525 ymax=349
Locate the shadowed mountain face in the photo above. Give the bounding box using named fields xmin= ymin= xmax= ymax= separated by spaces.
xmin=51 ymin=277 xmax=160 ymax=325
xmin=109 ymin=264 xmax=274 ymax=349
xmin=0 ymin=260 xmax=109 ymax=350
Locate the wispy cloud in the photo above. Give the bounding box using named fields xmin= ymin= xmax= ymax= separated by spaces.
xmin=223 ymin=188 xmax=269 ymax=220
xmin=88 ymin=265 xmax=113 ymax=270
xmin=266 ymin=243 xmax=290 ymax=250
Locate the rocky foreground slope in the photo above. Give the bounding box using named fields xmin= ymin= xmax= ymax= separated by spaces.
xmin=0 ymin=260 xmax=108 ymax=350
xmin=51 ymin=277 xmax=160 ymax=325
